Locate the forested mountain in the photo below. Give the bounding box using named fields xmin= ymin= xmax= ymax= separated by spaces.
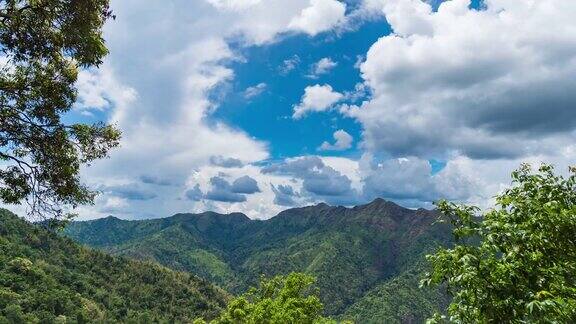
xmin=0 ymin=209 xmax=228 ymax=323
xmin=65 ymin=198 xmax=453 ymax=322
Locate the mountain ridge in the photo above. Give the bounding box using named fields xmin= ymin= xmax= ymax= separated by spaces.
xmin=65 ymin=198 xmax=452 ymax=322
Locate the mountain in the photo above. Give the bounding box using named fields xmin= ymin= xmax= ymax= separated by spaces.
xmin=0 ymin=209 xmax=228 ymax=323
xmin=65 ymin=198 xmax=453 ymax=322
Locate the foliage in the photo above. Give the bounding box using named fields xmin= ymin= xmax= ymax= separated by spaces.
xmin=0 ymin=0 xmax=121 ymax=221
xmin=0 ymin=208 xmax=228 ymax=323
xmin=196 ymin=273 xmax=340 ymax=324
xmin=423 ymin=164 xmax=576 ymax=323
xmin=343 ymin=264 xmax=449 ymax=324
xmin=65 ymin=199 xmax=453 ymax=320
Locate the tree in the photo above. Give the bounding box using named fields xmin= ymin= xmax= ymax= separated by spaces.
xmin=422 ymin=164 xmax=576 ymax=322
xmin=196 ymin=272 xmax=341 ymax=324
xmin=0 ymin=0 xmax=120 ymax=222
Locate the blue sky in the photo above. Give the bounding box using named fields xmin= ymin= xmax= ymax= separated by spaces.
xmin=213 ymin=18 xmax=388 ymax=159
xmin=58 ymin=0 xmax=576 ymax=220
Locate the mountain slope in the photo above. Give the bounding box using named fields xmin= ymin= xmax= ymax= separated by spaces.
xmin=65 ymin=199 xmax=453 ymax=320
xmin=0 ymin=209 xmax=228 ymax=323
xmin=342 ymin=263 xmax=450 ymax=324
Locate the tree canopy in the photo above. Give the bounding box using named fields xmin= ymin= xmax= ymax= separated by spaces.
xmin=0 ymin=0 xmax=120 ymax=222
xmin=196 ymin=272 xmax=341 ymax=324
xmin=423 ymin=164 xmax=576 ymax=322
xmin=0 ymin=208 xmax=228 ymax=323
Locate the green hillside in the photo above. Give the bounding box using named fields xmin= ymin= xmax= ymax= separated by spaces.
xmin=0 ymin=209 xmax=228 ymax=323
xmin=342 ymin=264 xmax=450 ymax=323
xmin=65 ymin=199 xmax=453 ymax=321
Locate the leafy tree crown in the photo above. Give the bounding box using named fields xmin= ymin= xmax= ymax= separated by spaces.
xmin=423 ymin=164 xmax=576 ymax=323
xmin=0 ymin=0 xmax=120 ymax=223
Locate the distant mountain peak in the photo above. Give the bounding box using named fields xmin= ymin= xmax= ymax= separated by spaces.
xmin=355 ymin=198 xmax=403 ymax=211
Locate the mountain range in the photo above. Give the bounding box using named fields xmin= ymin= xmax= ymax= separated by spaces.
xmin=65 ymin=198 xmax=453 ymax=323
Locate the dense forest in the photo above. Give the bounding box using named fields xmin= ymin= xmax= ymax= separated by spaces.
xmin=65 ymin=198 xmax=453 ymax=322
xmin=0 ymin=209 xmax=228 ymax=323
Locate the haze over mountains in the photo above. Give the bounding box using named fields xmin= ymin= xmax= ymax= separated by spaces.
xmin=65 ymin=198 xmax=453 ymax=322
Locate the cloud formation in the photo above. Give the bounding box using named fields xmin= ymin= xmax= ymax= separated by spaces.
xmin=293 ymin=84 xmax=343 ymax=119
xmin=185 ymin=184 xmax=204 ymax=201
xmin=65 ymin=0 xmax=576 ymax=221
xmin=262 ymin=156 xmax=358 ymax=205
xmin=279 ymin=55 xmax=301 ymax=75
xmin=271 ymin=184 xmax=299 ymax=207
xmin=353 ymin=0 xmax=576 ymax=159
xmin=205 ymin=176 xmax=248 ymax=203
xmin=231 ymin=175 xmax=261 ymax=194
xmin=100 ymin=184 xmax=157 ymax=201
xmin=319 ymin=129 xmax=353 ymax=151
xmin=210 ymin=156 xmax=244 ymax=168
xmin=206 ymin=0 xmax=262 ymax=11
xmin=288 ymin=0 xmax=347 ymax=36
xmin=308 ymin=57 xmax=338 ymax=78
xmin=243 ymin=83 xmax=267 ymax=99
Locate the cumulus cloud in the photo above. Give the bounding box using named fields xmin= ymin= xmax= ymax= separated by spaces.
xmin=75 ymin=66 xmax=137 ymax=112
xmin=139 ymin=175 xmax=176 ymax=186
xmin=205 ymin=176 xmax=248 ymax=202
xmin=99 ymin=196 xmax=130 ymax=214
xmin=210 ymin=155 xmax=244 ymax=168
xmin=292 ymin=84 xmax=343 ymax=119
xmin=359 ymin=154 xmax=480 ymax=207
xmin=353 ymin=0 xmax=576 ymax=159
xmin=185 ymin=184 xmax=204 ymax=201
xmin=319 ymin=129 xmax=353 ymax=151
xmin=243 ymin=82 xmax=267 ymax=99
xmin=271 ymin=184 xmax=299 ymax=206
xmin=231 ymin=175 xmax=261 ymax=194
xmin=288 ymin=0 xmax=347 ymax=36
xmin=79 ymin=0 xmax=323 ymax=218
xmin=69 ymin=0 xmax=576 ymax=220
xmin=206 ymin=0 xmax=262 ymax=11
xmin=308 ymin=57 xmax=338 ymax=78
xmin=262 ymin=156 xmax=358 ymax=205
xmin=279 ymin=55 xmax=301 ymax=75
xmin=100 ymin=183 xmax=158 ymax=201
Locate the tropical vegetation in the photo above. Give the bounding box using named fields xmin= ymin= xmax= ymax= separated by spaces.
xmin=423 ymin=164 xmax=576 ymax=322
xmin=0 ymin=208 xmax=228 ymax=323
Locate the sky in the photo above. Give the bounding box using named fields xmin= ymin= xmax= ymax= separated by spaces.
xmin=62 ymin=0 xmax=576 ymax=220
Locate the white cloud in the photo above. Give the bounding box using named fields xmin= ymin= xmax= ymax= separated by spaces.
xmin=206 ymin=0 xmax=262 ymax=11
xmin=288 ymin=0 xmax=347 ymax=36
xmin=62 ymin=0 xmax=576 ymax=221
xmin=243 ymin=82 xmax=267 ymax=99
xmin=353 ymin=0 xmax=576 ymax=159
xmin=308 ymin=57 xmax=338 ymax=78
xmin=184 ymin=163 xmax=303 ymax=219
xmin=279 ymin=55 xmax=301 ymax=75
xmin=75 ymin=66 xmax=137 ymax=111
xmin=293 ymin=84 xmax=343 ymax=119
xmin=78 ymin=10 xmax=371 ymax=218
xmin=77 ymin=0 xmax=308 ymax=219
xmin=319 ymin=129 xmax=353 ymax=151
xmin=73 ymin=0 xmax=373 ymax=219
xmin=359 ymin=154 xmax=484 ymax=209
